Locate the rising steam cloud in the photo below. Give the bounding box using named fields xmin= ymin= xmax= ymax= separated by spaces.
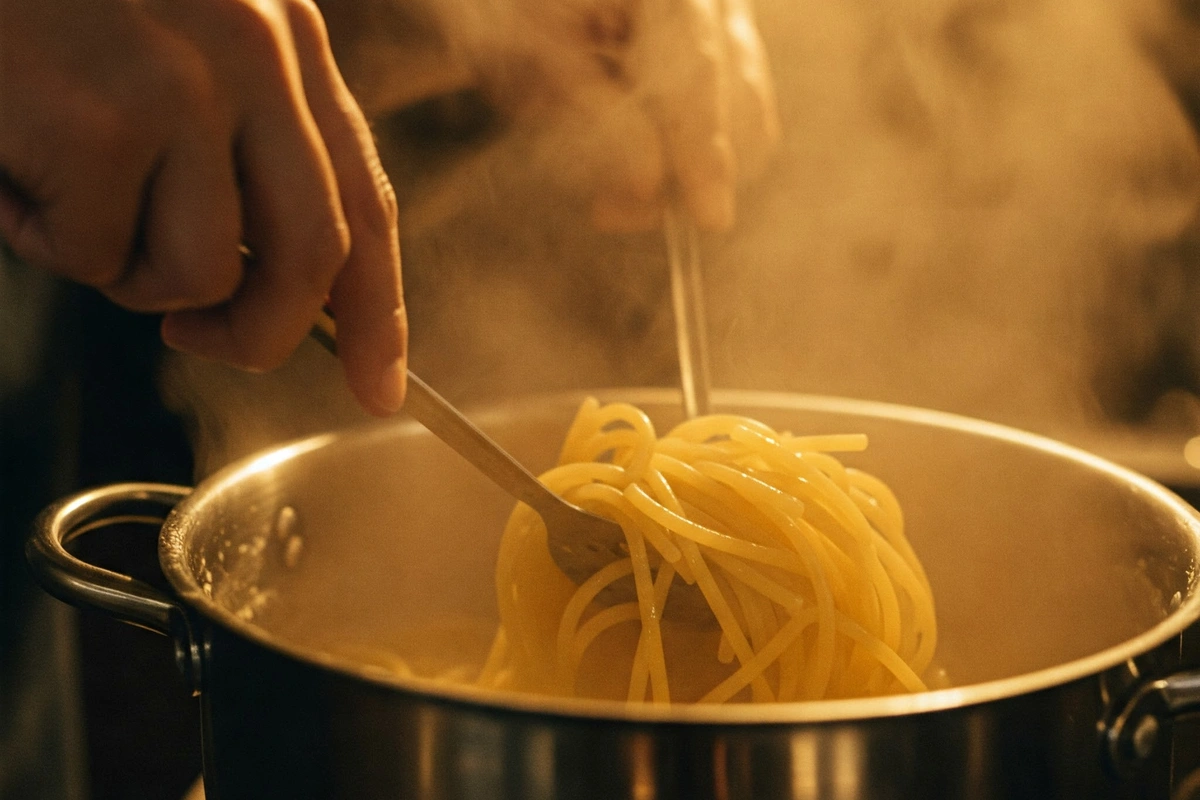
xmin=165 ymin=0 xmax=1200 ymax=477
xmin=709 ymin=0 xmax=1200 ymax=434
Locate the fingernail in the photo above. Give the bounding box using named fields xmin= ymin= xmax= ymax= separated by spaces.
xmin=374 ymin=358 xmax=407 ymax=415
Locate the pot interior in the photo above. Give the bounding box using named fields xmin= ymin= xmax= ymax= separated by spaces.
xmin=161 ymin=390 xmax=1200 ymax=709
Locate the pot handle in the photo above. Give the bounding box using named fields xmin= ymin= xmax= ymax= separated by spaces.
xmin=25 ymin=483 xmax=201 ymax=688
xmin=1104 ymin=668 xmax=1200 ymax=776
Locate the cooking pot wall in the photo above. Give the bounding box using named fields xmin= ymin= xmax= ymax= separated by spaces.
xmin=180 ymin=395 xmax=1196 ymax=691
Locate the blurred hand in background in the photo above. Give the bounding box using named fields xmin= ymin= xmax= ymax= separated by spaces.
xmin=327 ymin=0 xmax=781 ymax=234
xmin=492 ymin=0 xmax=782 ymax=232
xmin=472 ymin=0 xmax=781 ymax=231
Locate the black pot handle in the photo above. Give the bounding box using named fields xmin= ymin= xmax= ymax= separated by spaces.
xmin=26 ymin=483 xmax=203 ymax=689
xmin=1105 ymin=667 xmax=1200 ymax=777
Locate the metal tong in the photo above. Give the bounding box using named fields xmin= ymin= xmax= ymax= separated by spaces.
xmin=664 ymin=202 xmax=712 ymax=422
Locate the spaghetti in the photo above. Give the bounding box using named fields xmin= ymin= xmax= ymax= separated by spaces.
xmin=477 ymin=399 xmax=938 ymax=704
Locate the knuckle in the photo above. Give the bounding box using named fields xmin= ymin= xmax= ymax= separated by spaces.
xmin=97 ymin=43 xmax=225 ymax=147
xmin=165 ymin=48 xmax=222 ymax=114
xmin=146 ymin=56 xmax=225 ymax=137
xmin=361 ymin=162 xmax=399 ymax=237
xmin=378 ymin=169 xmax=400 ymax=225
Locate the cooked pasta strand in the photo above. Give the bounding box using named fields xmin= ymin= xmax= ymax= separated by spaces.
xmin=486 ymin=399 xmax=937 ymax=705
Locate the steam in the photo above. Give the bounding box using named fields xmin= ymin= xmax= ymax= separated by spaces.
xmin=707 ymin=0 xmax=1200 ymax=435
xmin=161 ymin=341 xmax=369 ymax=478
xmin=166 ymin=0 xmax=1200 ymax=478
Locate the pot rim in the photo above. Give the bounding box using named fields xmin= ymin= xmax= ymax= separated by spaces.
xmin=159 ymin=388 xmax=1200 ymax=725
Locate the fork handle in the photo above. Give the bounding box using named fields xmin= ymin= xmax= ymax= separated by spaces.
xmin=311 ymin=312 xmax=558 ymax=514
xmin=401 ymin=371 xmax=561 ymax=512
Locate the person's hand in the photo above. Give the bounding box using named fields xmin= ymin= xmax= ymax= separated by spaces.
xmin=456 ymin=0 xmax=781 ymax=232
xmin=0 ymin=0 xmax=407 ymax=415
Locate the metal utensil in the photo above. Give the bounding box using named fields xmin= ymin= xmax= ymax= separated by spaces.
xmin=664 ymin=202 xmax=712 ymax=420
xmin=310 ymin=313 xmax=627 ymax=588
xmin=309 ymin=200 xmax=713 ymax=611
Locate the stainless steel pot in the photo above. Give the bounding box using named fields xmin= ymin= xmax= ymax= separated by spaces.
xmin=26 ymin=390 xmax=1200 ymax=800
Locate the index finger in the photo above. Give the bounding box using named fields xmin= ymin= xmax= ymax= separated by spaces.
xmin=286 ymin=0 xmax=407 ymax=417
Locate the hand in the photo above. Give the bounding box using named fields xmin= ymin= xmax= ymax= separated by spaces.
xmin=458 ymin=0 xmax=781 ymax=231
xmin=0 ymin=0 xmax=408 ymax=415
